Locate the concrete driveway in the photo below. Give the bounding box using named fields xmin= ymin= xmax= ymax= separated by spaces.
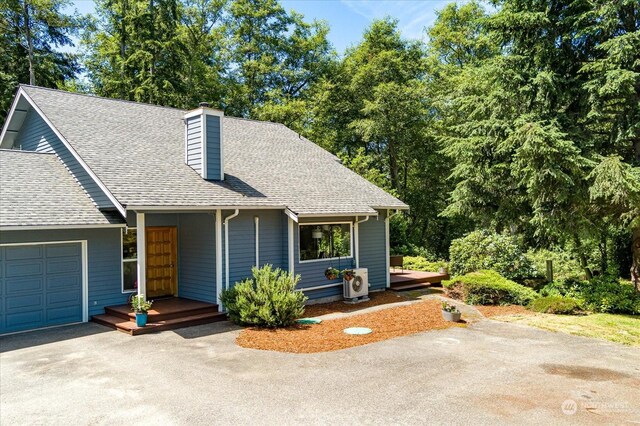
xmin=1 ymin=318 xmax=639 ymax=425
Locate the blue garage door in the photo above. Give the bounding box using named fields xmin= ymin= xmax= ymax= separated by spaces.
xmin=0 ymin=243 xmax=83 ymax=334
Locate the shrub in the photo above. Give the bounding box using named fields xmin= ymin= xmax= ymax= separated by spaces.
xmin=221 ymin=265 xmax=307 ymax=328
xmin=402 ymin=256 xmax=448 ymax=272
xmin=525 ymin=249 xmax=584 ymax=280
xmin=529 ymin=296 xmax=581 ymax=315
xmin=449 ymin=230 xmax=535 ymax=281
xmin=443 ymin=270 xmax=539 ymax=306
xmin=540 ymin=276 xmax=640 ymax=315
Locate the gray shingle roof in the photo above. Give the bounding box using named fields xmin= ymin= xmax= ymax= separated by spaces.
xmin=21 ymin=86 xmax=407 ymax=215
xmin=0 ymin=149 xmax=123 ymax=228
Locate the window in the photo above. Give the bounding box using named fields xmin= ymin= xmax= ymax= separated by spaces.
xmin=299 ymin=223 xmax=352 ymax=262
xmin=122 ymin=228 xmax=137 ymax=292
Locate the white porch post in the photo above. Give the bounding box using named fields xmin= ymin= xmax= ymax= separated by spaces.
xmin=136 ymin=212 xmax=147 ymax=299
xmin=288 ymin=217 xmax=295 ymax=275
xmin=215 ymin=209 xmax=223 ymax=310
xmin=385 ymin=210 xmax=390 ymax=288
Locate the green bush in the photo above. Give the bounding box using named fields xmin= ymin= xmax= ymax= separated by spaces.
xmin=443 ymin=270 xmax=539 ymax=306
xmin=402 ymin=256 xmax=448 ymax=272
xmin=220 ymin=265 xmax=307 ymax=328
xmin=529 ymin=296 xmax=581 ymax=315
xmin=449 ymin=230 xmax=535 ymax=281
xmin=540 ymin=276 xmax=640 ymax=315
xmin=525 ymin=249 xmax=584 ymax=280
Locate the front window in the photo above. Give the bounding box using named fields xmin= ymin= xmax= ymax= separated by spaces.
xmin=299 ymin=223 xmax=352 ymax=262
xmin=122 ymin=228 xmax=137 ymax=292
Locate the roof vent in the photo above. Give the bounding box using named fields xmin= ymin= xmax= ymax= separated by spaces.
xmin=199 ymin=102 xmax=210 ymax=108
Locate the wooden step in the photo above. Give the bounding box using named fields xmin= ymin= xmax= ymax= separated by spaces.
xmin=105 ymin=299 xmax=219 ymax=322
xmin=390 ymin=282 xmax=435 ymax=291
xmin=92 ymin=311 xmax=227 ymax=336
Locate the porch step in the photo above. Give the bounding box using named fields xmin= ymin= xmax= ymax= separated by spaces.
xmin=390 ymin=282 xmax=436 ymax=291
xmin=92 ymin=311 xmax=227 ymax=336
xmin=105 ymin=298 xmax=219 ymax=322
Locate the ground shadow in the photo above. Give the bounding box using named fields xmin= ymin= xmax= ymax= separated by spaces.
xmin=0 ymin=322 xmax=111 ymax=353
xmin=171 ymin=320 xmax=242 ymax=339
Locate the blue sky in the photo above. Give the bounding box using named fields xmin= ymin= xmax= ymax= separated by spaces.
xmin=69 ymin=0 xmax=459 ymax=54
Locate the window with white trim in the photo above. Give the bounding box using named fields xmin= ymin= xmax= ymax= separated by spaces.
xmin=122 ymin=228 xmax=137 ymax=292
xmin=299 ymin=223 xmax=352 ymax=262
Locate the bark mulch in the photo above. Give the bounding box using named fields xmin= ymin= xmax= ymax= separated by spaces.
xmin=303 ymin=291 xmax=408 ymax=317
xmin=475 ymin=305 xmax=533 ymax=318
xmin=236 ymin=299 xmax=464 ymax=354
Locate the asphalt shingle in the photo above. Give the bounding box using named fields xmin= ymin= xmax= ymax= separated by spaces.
xmin=21 ymin=86 xmax=408 ymax=215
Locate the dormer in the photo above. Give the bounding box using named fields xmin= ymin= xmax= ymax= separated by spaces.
xmin=184 ymin=102 xmax=224 ymax=181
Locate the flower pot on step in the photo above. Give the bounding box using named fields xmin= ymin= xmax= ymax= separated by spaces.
xmin=441 ymin=310 xmax=461 ymax=322
xmin=135 ymin=312 xmax=148 ymax=327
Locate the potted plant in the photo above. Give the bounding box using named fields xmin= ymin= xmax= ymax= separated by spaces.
xmin=439 ymin=266 xmax=448 ymax=275
xmin=131 ymin=295 xmax=153 ymax=327
xmin=324 ymin=267 xmax=339 ymax=280
xmin=342 ymin=269 xmax=355 ymax=281
xmin=441 ymin=302 xmax=461 ymax=322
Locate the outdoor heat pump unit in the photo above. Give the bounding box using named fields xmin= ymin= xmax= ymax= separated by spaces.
xmin=344 ymin=268 xmax=369 ymax=301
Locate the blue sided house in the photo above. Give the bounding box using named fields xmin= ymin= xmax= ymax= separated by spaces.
xmin=0 ymin=86 xmax=407 ymax=334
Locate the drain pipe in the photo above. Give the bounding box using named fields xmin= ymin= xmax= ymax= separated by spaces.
xmin=224 ymin=209 xmax=240 ymax=291
xmin=354 ymin=216 xmax=370 ymax=268
xmin=386 ymin=209 xmax=401 ymax=288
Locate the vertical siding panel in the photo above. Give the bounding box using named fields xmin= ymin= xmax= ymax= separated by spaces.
xmin=206 ymin=115 xmax=222 ymax=180
xmin=185 ymin=116 xmax=202 ymax=175
xmin=178 ymin=213 xmax=217 ymax=303
xmin=358 ymin=211 xmax=387 ymax=291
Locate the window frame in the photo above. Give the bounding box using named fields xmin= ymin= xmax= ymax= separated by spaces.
xmin=121 ymin=227 xmax=138 ymax=293
xmin=298 ymin=221 xmax=354 ymax=264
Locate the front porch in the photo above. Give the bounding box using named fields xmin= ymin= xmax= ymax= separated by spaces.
xmin=389 ymin=270 xmax=450 ymax=291
xmin=92 ymin=297 xmax=226 ymax=335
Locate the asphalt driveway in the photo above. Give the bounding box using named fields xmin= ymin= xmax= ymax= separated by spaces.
xmin=1 ymin=318 xmax=639 ymax=425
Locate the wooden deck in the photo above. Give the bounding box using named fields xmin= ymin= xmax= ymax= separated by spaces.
xmin=390 ymin=270 xmax=449 ymax=291
xmin=92 ymin=297 xmax=227 ymax=335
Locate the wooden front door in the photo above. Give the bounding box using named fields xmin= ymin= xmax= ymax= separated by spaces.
xmin=146 ymin=227 xmax=178 ymax=297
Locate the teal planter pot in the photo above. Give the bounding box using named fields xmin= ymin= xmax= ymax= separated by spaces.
xmin=135 ymin=312 xmax=148 ymax=327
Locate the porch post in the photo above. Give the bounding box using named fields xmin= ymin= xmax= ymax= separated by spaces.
xmin=354 ymin=217 xmax=360 ymax=269
xmin=288 ymin=217 xmax=295 ymax=275
xmin=385 ymin=210 xmax=390 ymax=288
xmin=136 ymin=212 xmax=147 ymax=299
xmin=215 ymin=209 xmax=223 ymax=310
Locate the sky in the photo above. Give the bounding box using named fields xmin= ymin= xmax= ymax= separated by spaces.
xmin=68 ymin=0 xmax=459 ymax=54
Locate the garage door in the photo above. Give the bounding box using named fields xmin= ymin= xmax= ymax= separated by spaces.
xmin=0 ymin=243 xmax=84 ymax=334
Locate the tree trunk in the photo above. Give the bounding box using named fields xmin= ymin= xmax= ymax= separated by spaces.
xmin=599 ymin=231 xmax=608 ymax=275
xmin=632 ymin=226 xmax=640 ymax=292
xmin=573 ymin=234 xmax=593 ymax=280
xmin=23 ymin=1 xmax=35 ymax=85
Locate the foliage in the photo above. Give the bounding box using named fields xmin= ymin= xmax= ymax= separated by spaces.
xmin=541 ymin=276 xmax=640 ymax=315
xmin=528 ymin=296 xmax=581 ymax=315
xmin=130 ymin=294 xmax=152 ymax=313
xmin=449 ymin=230 xmax=535 ymax=280
xmin=0 ymin=0 xmax=81 ymax=124
xmin=221 ymin=265 xmax=306 ymax=328
xmin=402 ymin=256 xmax=448 ymax=273
xmin=324 ymin=267 xmax=339 ymax=280
xmin=525 ymin=249 xmax=584 ymax=280
xmin=443 ymin=270 xmax=539 ymax=306
xmin=441 ymin=302 xmax=459 ymax=313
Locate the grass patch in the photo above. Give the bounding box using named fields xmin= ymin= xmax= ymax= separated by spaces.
xmin=496 ymin=312 xmax=640 ymax=346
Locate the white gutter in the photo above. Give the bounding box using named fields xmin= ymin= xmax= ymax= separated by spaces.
xmin=354 ymin=216 xmax=371 ymax=268
xmin=125 ymin=205 xmax=284 ymax=211
xmin=224 ymin=209 xmax=240 ymax=291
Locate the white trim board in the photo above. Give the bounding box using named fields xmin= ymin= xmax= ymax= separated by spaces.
xmin=0 ymin=239 xmax=89 ymax=324
xmin=0 ymin=224 xmax=125 ymax=231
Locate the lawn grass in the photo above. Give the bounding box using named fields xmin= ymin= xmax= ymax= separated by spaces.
xmin=496 ymin=312 xmax=640 ymax=347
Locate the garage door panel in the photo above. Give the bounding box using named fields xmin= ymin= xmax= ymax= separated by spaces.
xmin=46 ymin=305 xmax=82 ymax=324
xmin=5 ymin=277 xmax=44 ymax=294
xmin=1 ymin=243 xmax=84 ymax=334
xmin=6 ymin=293 xmax=43 ymax=310
xmin=6 ymin=260 xmax=43 ymax=278
xmin=46 ymin=274 xmax=81 ymax=291
xmin=5 ymin=246 xmax=42 ymax=260
xmin=6 ymin=309 xmax=43 ymax=329
xmin=46 ymin=244 xmax=80 ymax=258
xmin=46 ymin=258 xmax=80 ymax=274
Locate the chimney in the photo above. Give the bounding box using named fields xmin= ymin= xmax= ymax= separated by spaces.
xmin=184 ymin=103 xmax=224 ymax=181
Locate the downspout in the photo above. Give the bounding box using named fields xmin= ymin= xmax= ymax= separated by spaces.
xmin=354 ymin=216 xmax=370 ymax=268
xmin=254 ymin=216 xmax=259 ymax=267
xmin=224 ymin=209 xmax=240 ymax=291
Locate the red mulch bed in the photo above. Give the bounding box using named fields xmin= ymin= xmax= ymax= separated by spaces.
xmin=303 ymin=291 xmax=407 ymax=317
xmin=236 ymin=299 xmax=464 ymax=353
xmin=475 ymin=305 xmax=533 ymax=318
